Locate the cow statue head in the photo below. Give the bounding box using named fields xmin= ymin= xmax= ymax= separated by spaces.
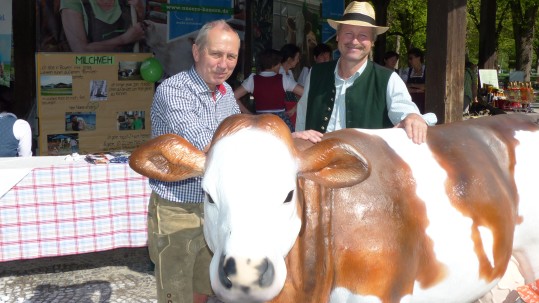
xmin=129 ymin=114 xmax=370 ymax=303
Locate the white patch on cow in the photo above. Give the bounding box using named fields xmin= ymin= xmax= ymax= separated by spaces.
xmin=329 ymin=287 xmax=382 ymax=303
xmin=329 ymin=287 xmax=414 ymax=303
xmin=478 ymin=226 xmax=495 ymax=267
xmin=512 ymin=130 xmax=539 ymax=280
xmin=202 ymin=128 xmax=302 ymax=303
xmin=351 ymin=128 xmax=498 ymax=302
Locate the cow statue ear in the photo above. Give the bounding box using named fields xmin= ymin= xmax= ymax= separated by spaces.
xmin=298 ymin=138 xmax=370 ymax=188
xmin=130 ymin=133 xmax=206 ymax=182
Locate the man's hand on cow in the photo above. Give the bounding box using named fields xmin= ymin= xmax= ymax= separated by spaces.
xmin=394 ymin=113 xmax=428 ymax=144
xmin=292 ymin=130 xmax=324 ymax=143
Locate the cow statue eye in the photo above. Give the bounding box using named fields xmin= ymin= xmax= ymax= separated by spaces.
xmin=207 ymin=194 xmax=215 ymax=204
xmin=284 ymin=190 xmax=294 ymax=203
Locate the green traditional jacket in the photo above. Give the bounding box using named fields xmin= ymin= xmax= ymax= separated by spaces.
xmin=305 ymin=60 xmax=393 ymax=132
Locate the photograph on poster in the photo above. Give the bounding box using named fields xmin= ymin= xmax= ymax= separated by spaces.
xmin=65 ymin=112 xmax=96 ymax=131
xmin=89 ymin=80 xmax=108 ymax=101
xmin=46 ymin=133 xmax=79 ymax=156
xmin=0 ymin=34 xmax=12 ymax=87
xmin=118 ymin=61 xmax=142 ymax=81
xmin=117 ymin=111 xmax=146 ymax=131
xmin=40 ymin=75 xmax=73 ymax=96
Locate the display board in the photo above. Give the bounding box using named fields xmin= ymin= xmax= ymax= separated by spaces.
xmin=36 ymin=53 xmax=154 ymax=156
xmin=478 ymin=69 xmax=500 ymax=89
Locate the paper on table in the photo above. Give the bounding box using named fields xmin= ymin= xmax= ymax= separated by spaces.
xmin=0 ymin=155 xmax=84 ymax=198
xmin=0 ymin=168 xmax=32 ymax=198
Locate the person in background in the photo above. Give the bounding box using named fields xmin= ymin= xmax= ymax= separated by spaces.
xmin=60 ymin=0 xmax=146 ymax=52
xmin=401 ymin=47 xmax=426 ymax=93
xmin=234 ymin=48 xmax=303 ymax=132
xmin=383 ymin=50 xmax=400 ymax=73
xmin=279 ymin=43 xmax=302 ymax=126
xmin=295 ymin=1 xmax=436 ymax=145
xmin=279 ymin=43 xmax=301 ymax=80
xmin=463 ymin=54 xmax=478 ymax=114
xmin=298 ymin=43 xmax=332 ymax=87
xmin=0 ymin=90 xmax=32 ymax=157
xmin=400 ymin=47 xmax=426 ymax=113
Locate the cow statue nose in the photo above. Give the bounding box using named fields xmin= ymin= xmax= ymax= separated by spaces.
xmin=218 ymin=254 xmax=275 ymax=289
xmin=258 ymin=258 xmax=275 ymax=288
xmin=219 ymin=254 xmax=234 ymax=289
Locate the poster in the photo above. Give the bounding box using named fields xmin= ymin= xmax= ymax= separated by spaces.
xmin=36 ymin=53 xmax=154 ymax=156
xmin=36 ymin=0 xmax=246 ymax=80
xmin=321 ymin=0 xmax=343 ymax=43
xmin=0 ymin=0 xmax=12 ymax=87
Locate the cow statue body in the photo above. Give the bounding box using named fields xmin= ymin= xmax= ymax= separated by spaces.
xmin=130 ymin=114 xmax=539 ymax=303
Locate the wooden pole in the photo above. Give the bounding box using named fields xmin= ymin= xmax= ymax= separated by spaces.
xmin=425 ymin=0 xmax=468 ymax=123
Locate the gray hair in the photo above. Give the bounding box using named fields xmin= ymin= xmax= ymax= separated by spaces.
xmin=194 ymin=20 xmax=239 ymax=52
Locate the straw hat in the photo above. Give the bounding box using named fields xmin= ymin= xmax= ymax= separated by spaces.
xmin=327 ymin=1 xmax=389 ymax=35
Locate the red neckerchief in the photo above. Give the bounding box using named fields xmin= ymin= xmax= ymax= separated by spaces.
xmin=212 ymin=84 xmax=227 ymax=101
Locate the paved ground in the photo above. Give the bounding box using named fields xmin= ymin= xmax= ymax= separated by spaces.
xmin=0 ymin=247 xmax=157 ymax=303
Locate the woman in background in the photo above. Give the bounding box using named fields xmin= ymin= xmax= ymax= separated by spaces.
xmin=60 ymin=0 xmax=146 ymax=52
xmin=279 ymin=43 xmax=302 ymax=125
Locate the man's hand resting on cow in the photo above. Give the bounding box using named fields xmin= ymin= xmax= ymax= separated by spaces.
xmin=292 ymin=130 xmax=324 ymax=143
xmin=394 ymin=113 xmax=428 ymax=145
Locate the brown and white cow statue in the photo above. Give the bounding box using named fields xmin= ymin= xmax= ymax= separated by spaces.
xmin=130 ymin=114 xmax=539 ymax=303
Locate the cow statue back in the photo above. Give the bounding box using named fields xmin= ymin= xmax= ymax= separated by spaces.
xmin=130 ymin=113 xmax=539 ymax=303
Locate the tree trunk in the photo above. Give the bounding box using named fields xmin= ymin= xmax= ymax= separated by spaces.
xmin=396 ymin=35 xmax=401 ymax=67
xmin=510 ymin=0 xmax=538 ymax=82
xmin=425 ymin=0 xmax=468 ymax=123
xmin=372 ymin=0 xmax=391 ymax=65
xmin=478 ymin=0 xmax=498 ymax=69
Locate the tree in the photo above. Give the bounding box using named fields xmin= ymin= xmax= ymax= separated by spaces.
xmin=509 ymin=0 xmax=538 ymax=81
xmin=534 ymin=16 xmax=539 ymax=73
xmin=372 ymin=0 xmax=392 ymax=64
xmin=387 ymin=0 xmax=427 ymax=50
xmin=476 ymin=0 xmax=512 ymax=69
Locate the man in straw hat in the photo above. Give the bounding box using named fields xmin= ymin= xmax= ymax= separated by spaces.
xmin=295 ymin=1 xmax=437 ymax=144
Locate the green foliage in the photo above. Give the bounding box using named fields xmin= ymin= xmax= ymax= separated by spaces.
xmin=384 ymin=0 xmax=536 ymax=73
xmin=386 ymin=0 xmax=427 ymax=68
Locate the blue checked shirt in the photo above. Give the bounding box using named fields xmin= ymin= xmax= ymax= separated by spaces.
xmin=149 ymin=67 xmax=240 ymax=203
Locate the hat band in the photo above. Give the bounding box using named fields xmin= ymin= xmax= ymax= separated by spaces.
xmin=341 ymin=12 xmax=376 ymax=26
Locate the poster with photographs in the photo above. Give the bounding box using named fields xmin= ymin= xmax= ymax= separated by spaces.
xmin=36 ymin=53 xmax=154 ymax=156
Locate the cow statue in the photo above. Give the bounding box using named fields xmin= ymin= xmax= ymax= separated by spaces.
xmin=129 ymin=114 xmax=539 ymax=303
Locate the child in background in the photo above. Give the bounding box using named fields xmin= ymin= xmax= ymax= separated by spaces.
xmin=234 ymin=49 xmax=303 ymax=132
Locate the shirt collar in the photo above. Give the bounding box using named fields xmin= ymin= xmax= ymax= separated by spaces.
xmin=260 ymin=71 xmax=277 ymax=76
xmin=217 ymin=83 xmax=226 ymax=95
xmin=334 ymin=59 xmax=369 ymax=82
xmin=188 ymin=66 xmax=227 ymax=98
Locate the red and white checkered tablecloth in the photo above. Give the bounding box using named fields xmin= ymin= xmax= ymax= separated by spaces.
xmin=0 ymin=162 xmax=151 ymax=262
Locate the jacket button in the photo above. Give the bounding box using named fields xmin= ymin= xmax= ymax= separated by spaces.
xmin=324 ymin=117 xmax=328 ymax=121
xmin=330 ymin=98 xmax=334 ymax=102
xmin=327 ymin=107 xmax=332 ymax=111
xmin=321 ymin=126 xmax=325 ymax=130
